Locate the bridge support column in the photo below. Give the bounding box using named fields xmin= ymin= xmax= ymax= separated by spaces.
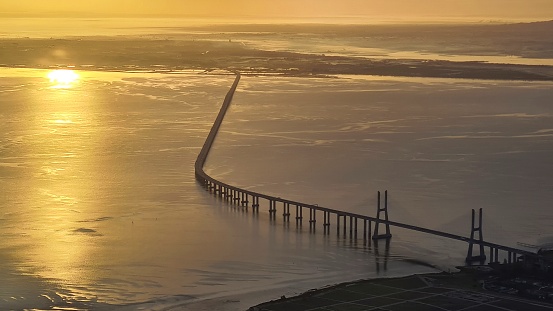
xmin=323 ymin=211 xmax=330 ymax=234
xmin=354 ymin=218 xmax=358 ymax=238
xmin=252 ymin=196 xmax=259 ymax=212
xmin=269 ymin=200 xmax=276 ymax=216
xmin=295 ymin=205 xmax=303 ymax=222
xmin=283 ymin=203 xmax=290 ymax=220
xmin=233 ymin=190 xmax=241 ymax=204
xmin=363 ymin=219 xmax=367 ymax=241
xmin=466 ymin=208 xmax=486 ymax=264
xmin=373 ymin=191 xmax=392 ymax=240
xmin=241 ymin=193 xmax=249 ymax=207
xmin=309 ymin=208 xmax=316 ymax=225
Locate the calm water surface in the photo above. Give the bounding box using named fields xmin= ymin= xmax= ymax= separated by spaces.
xmin=2 ymin=17 xmax=552 ymax=311
xmin=0 ymin=69 xmax=438 ymax=311
xmin=209 ymin=75 xmax=553 ymax=258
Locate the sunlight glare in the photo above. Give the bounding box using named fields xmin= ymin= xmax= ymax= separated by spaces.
xmin=47 ymin=69 xmax=80 ymax=88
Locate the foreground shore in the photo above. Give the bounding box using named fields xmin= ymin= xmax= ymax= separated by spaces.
xmin=250 ymin=270 xmax=553 ymax=311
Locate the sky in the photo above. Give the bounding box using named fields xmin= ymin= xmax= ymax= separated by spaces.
xmin=1 ymin=0 xmax=553 ymax=20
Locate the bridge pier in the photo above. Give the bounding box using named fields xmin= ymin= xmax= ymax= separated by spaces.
xmin=283 ymin=202 xmax=291 ymax=220
xmin=269 ymin=200 xmax=276 ymax=218
xmin=363 ymin=219 xmax=373 ymax=242
xmin=336 ymin=214 xmax=340 ymax=236
xmin=363 ymin=219 xmax=366 ymax=240
xmin=354 ymin=217 xmax=358 ymax=239
xmin=466 ymin=208 xmax=486 ymax=264
xmin=373 ymin=191 xmax=392 ymax=240
xmin=296 ymin=205 xmax=303 ymax=222
xmin=241 ymin=193 xmax=249 ymax=207
xmin=349 ymin=216 xmax=353 ymax=237
xmin=252 ymin=196 xmax=259 ymax=212
xmin=309 ymin=208 xmax=316 ymax=226
xmin=343 ymin=215 xmax=347 ymax=236
xmin=233 ymin=190 xmax=241 ymax=204
xmin=323 ymin=211 xmax=330 ymax=232
xmin=224 ymin=187 xmax=232 ymax=200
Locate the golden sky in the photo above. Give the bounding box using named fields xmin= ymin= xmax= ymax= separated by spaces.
xmin=2 ymin=0 xmax=553 ymax=19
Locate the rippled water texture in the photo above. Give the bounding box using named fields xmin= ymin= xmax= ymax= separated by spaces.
xmin=1 ymin=69 xmax=440 ymax=310
xmin=208 ymin=75 xmax=553 ymax=258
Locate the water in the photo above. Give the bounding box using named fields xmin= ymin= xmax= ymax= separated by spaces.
xmin=0 ymin=69 xmax=438 ymax=310
xmin=3 ymin=68 xmax=552 ymax=310
xmin=1 ymin=18 xmax=553 ymax=310
xmin=209 ymin=75 xmax=553 ymax=248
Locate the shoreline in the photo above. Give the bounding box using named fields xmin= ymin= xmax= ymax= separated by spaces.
xmin=1 ymin=36 xmax=553 ymax=82
xmin=249 ymin=268 xmax=553 ymax=311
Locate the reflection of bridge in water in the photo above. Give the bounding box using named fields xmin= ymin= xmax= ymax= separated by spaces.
xmin=195 ymin=73 xmax=538 ymax=267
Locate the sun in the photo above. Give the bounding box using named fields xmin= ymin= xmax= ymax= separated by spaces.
xmin=47 ymin=69 xmax=80 ymax=88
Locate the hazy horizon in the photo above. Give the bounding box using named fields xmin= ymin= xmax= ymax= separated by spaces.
xmin=2 ymin=0 xmax=553 ymax=21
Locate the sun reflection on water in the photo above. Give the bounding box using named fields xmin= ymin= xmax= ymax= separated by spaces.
xmin=47 ymin=70 xmax=80 ymax=88
xmin=13 ymin=69 xmax=106 ymax=295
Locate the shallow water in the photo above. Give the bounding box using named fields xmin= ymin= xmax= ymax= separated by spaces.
xmin=208 ymin=75 xmax=553 ymax=252
xmin=1 ymin=16 xmax=552 ymax=310
xmin=0 ymin=69 xmax=438 ymax=311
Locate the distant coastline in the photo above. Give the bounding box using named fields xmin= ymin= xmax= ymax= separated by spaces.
xmin=1 ymin=20 xmax=553 ymax=81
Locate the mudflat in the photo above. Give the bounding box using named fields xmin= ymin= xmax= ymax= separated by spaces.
xmin=2 ymin=21 xmax=553 ymax=80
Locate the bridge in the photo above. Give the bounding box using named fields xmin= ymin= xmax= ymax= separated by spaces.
xmin=195 ymin=73 xmax=538 ymax=266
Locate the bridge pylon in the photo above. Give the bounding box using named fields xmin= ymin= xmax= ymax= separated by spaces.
xmin=373 ymin=190 xmax=392 ymax=240
xmin=466 ymin=208 xmax=486 ymax=264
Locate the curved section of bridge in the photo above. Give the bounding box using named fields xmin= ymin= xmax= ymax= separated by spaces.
xmin=194 ymin=73 xmax=536 ymax=266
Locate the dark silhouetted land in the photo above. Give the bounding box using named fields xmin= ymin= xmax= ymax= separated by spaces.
xmin=1 ymin=21 xmax=553 ymax=80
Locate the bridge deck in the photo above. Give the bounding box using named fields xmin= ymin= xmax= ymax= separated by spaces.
xmin=194 ymin=73 xmax=537 ymax=262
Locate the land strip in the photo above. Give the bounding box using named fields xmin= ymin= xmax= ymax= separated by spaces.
xmin=250 ymin=273 xmax=553 ymax=311
xmin=1 ymin=37 xmax=553 ymax=81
